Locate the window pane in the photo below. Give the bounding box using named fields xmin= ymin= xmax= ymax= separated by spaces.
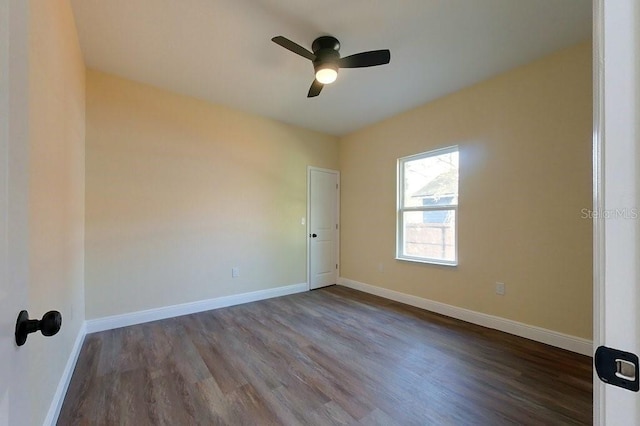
xmin=402 ymin=210 xmax=456 ymax=262
xmin=403 ymin=151 xmax=458 ymax=208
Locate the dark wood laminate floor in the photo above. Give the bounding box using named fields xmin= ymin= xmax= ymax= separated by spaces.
xmin=58 ymin=286 xmax=592 ymax=425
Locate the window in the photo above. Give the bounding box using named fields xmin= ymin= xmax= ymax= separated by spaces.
xmin=397 ymin=146 xmax=459 ymax=265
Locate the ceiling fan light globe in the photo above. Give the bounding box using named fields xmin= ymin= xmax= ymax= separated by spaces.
xmin=315 ymin=67 xmax=338 ymax=84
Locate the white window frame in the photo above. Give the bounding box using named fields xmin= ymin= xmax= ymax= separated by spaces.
xmin=396 ymin=146 xmax=459 ymax=266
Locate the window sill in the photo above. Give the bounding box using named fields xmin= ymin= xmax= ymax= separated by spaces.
xmin=395 ymin=256 xmax=458 ymax=267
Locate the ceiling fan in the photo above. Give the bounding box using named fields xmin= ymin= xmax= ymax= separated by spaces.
xmin=271 ymin=35 xmax=391 ymax=98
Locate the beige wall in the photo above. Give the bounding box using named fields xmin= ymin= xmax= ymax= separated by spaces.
xmin=85 ymin=70 xmax=339 ymax=319
xmin=339 ymin=42 xmax=593 ymax=339
xmin=28 ymin=0 xmax=86 ymax=424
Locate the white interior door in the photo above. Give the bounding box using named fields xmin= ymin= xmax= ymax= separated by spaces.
xmin=0 ymin=0 xmax=30 ymax=424
xmin=308 ymin=167 xmax=339 ymax=290
xmin=594 ymin=0 xmax=640 ymax=424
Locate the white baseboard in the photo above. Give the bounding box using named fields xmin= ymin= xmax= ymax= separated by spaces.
xmin=85 ymin=283 xmax=308 ymax=334
xmin=45 ymin=321 xmax=87 ymax=426
xmin=45 ymin=283 xmax=307 ymax=424
xmin=337 ymin=277 xmax=593 ymax=356
xmin=44 ymin=278 xmax=590 ymax=426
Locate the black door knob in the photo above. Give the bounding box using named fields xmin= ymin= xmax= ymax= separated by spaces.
xmin=311 ymin=233 xmax=318 ymax=238
xmin=15 ymin=310 xmax=62 ymax=346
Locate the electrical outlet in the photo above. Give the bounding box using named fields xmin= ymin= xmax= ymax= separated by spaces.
xmin=232 ymin=267 xmax=239 ymax=278
xmin=496 ymin=282 xmax=506 ymax=296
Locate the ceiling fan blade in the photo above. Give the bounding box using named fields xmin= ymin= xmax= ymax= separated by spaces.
xmin=338 ymin=50 xmax=390 ymax=68
xmin=272 ymin=36 xmax=316 ymax=61
xmin=307 ymin=80 xmax=323 ymax=98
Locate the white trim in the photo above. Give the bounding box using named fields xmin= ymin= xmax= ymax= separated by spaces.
xmin=338 ymin=277 xmax=593 ymax=356
xmin=85 ymin=283 xmax=308 ymax=334
xmin=44 ymin=322 xmax=87 ymax=426
xmin=592 ymin=0 xmax=605 ymax=423
xmin=395 ymin=256 xmax=458 ymax=267
xmin=398 ymin=145 xmax=459 ymax=162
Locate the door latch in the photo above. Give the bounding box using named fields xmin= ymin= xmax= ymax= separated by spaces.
xmin=595 ymin=346 xmax=639 ymax=392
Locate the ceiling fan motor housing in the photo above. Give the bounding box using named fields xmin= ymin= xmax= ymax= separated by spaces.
xmin=312 ymin=36 xmax=340 ymax=53
xmin=312 ymin=36 xmax=341 ymax=71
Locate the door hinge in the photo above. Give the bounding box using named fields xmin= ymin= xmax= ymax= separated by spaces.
xmin=595 ymin=346 xmax=639 ymax=392
xmin=336 ymin=224 xmax=338 ymax=230
xmin=336 ymin=264 xmax=338 ymax=269
xmin=336 ymin=183 xmax=338 ymax=189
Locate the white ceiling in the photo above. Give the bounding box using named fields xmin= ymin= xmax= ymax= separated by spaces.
xmin=70 ymin=0 xmax=592 ymax=136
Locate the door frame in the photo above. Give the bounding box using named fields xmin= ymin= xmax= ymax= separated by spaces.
xmin=306 ymin=166 xmax=340 ymax=291
xmin=592 ymin=0 xmax=604 ymax=422
xmin=592 ymin=0 xmax=640 ymax=423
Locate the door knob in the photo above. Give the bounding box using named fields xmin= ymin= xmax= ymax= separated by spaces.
xmin=15 ymin=310 xmax=62 ymax=346
xmin=310 ymin=233 xmax=317 ymax=238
